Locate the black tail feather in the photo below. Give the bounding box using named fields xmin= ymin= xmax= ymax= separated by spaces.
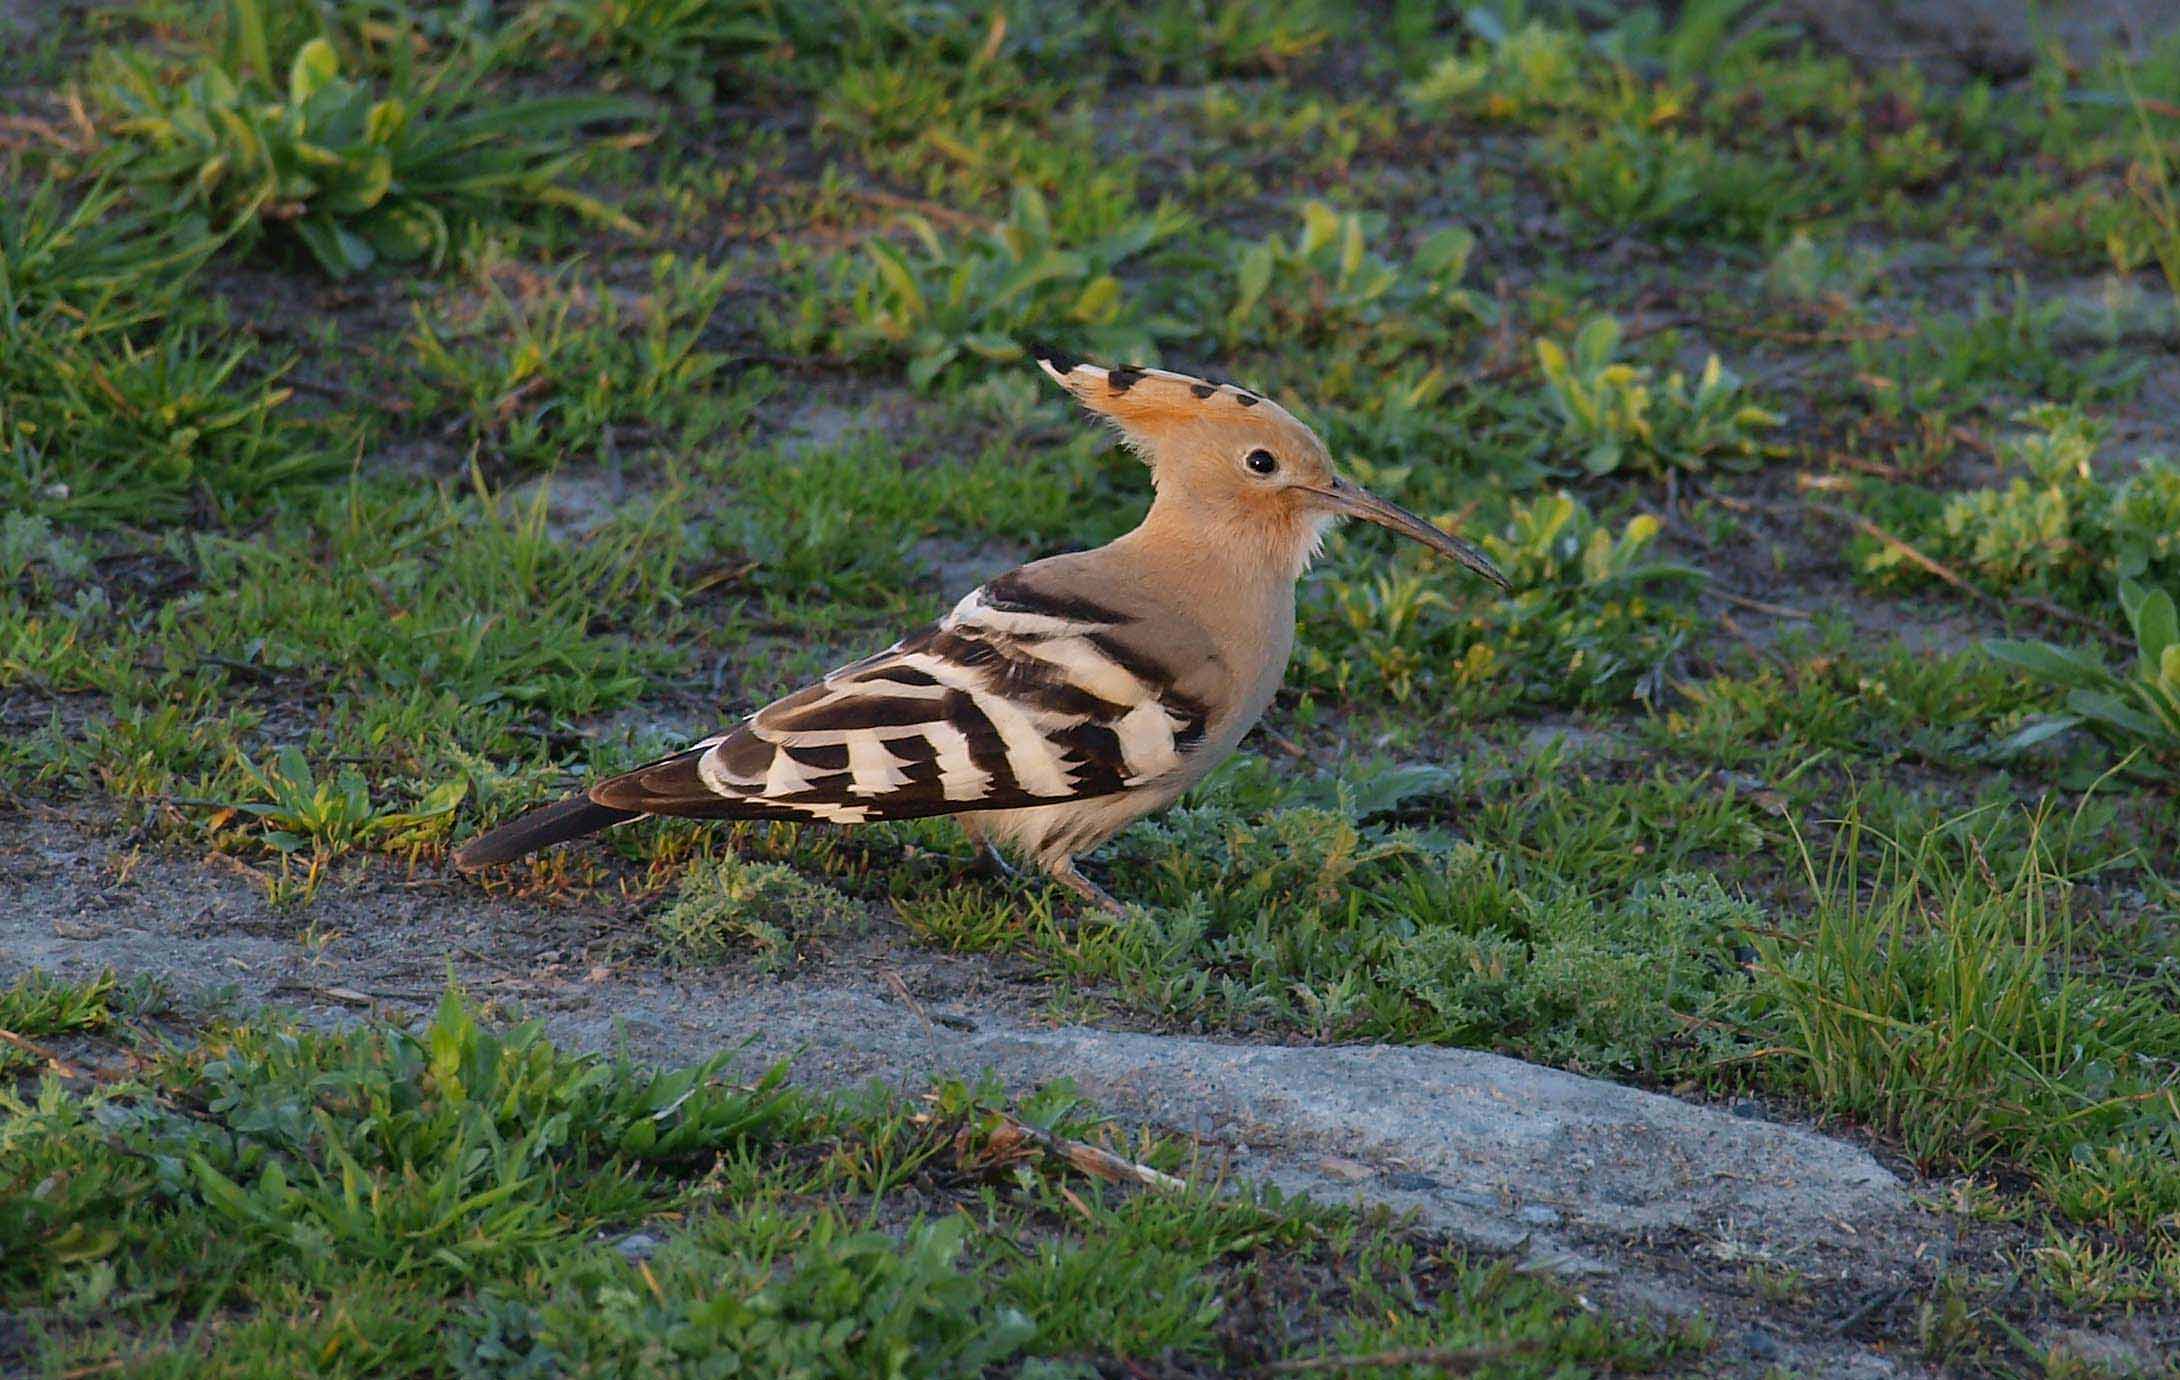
xmin=453 ymin=793 xmax=638 ymax=870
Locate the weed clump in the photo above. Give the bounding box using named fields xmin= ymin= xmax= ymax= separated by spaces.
xmin=408 ymin=254 xmax=735 ymax=468
xmin=775 ymin=184 xmax=1188 ymax=389
xmin=1860 ymin=405 xmax=2180 ymax=605
xmin=655 ymin=853 xmax=860 ymax=968
xmin=1300 ymin=489 xmax=1704 ymax=710
xmin=1223 ymin=201 xmax=1484 ymax=356
xmin=1535 ymin=315 xmax=1783 ymax=477
xmin=0 ymin=179 xmax=340 ymax=525
xmin=88 ymin=16 xmax=631 ymax=276
xmin=1988 ymin=577 xmax=2180 ymax=779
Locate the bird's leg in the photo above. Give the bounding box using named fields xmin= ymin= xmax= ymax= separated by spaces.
xmin=1043 ymin=855 xmax=1126 ymax=918
xmin=959 ymin=818 xmax=1017 ymax=878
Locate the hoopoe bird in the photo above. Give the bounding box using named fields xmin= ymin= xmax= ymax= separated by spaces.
xmin=454 ymin=353 xmax=1509 ymax=912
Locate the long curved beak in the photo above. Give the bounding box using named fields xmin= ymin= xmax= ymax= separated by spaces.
xmin=1309 ymin=478 xmax=1510 ymax=590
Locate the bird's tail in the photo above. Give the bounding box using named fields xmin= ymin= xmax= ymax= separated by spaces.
xmin=452 ymin=793 xmax=639 ymax=870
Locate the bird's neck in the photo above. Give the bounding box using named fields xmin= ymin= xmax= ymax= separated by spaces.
xmin=1125 ymin=491 xmax=1328 ymax=590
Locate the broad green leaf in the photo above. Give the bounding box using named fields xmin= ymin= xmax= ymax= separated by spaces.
xmin=225 ymin=0 xmax=273 ymax=83
xmin=1070 ymin=274 xmax=1120 ymax=323
xmin=1990 ymin=714 xmax=2084 ymax=757
xmin=1338 ymin=212 xmax=1365 ymax=280
xmin=363 ymin=98 xmax=410 ymax=145
xmin=1231 ymin=242 xmax=1273 ymax=325
xmin=863 ymin=243 xmax=923 ymax=317
xmin=289 ymin=38 xmax=339 ymax=106
xmin=2125 ymin=583 xmax=2175 ymax=666
xmin=2066 ymin=689 xmax=2167 ymax=739
xmin=322 ymin=150 xmax=392 ymax=213
xmin=1574 ymin=313 xmax=1621 ymax=368
xmin=364 ymin=203 xmax=438 ymax=262
xmin=906 ymin=343 xmax=957 ymax=391
xmin=1984 ymin=638 xmax=2113 ymax=692
xmin=1300 ymin=200 xmax=1340 ymax=257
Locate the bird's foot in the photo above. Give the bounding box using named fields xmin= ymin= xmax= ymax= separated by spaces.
xmin=1047 ymin=857 xmax=1127 ymax=920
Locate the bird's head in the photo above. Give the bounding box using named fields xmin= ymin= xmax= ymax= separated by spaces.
xmin=1035 ymin=350 xmax=1509 ymax=589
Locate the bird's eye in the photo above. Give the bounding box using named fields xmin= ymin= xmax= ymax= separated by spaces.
xmin=1244 ymin=449 xmax=1279 ymax=476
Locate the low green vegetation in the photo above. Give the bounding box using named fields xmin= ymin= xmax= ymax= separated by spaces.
xmin=1300 ymin=490 xmax=1704 ymax=710
xmin=1990 ymin=578 xmax=2180 ymax=779
xmin=6 ymin=0 xmax=2180 ymax=1370
xmin=1223 ymin=201 xmax=1486 ymax=357
xmin=777 ymin=184 xmax=1190 ymax=389
xmin=1748 ymin=810 xmax=2180 ymax=1224
xmin=1535 ymin=314 xmax=1783 ymax=476
xmin=88 ymin=5 xmax=634 ymax=277
xmin=1856 ymin=405 xmax=2180 ymax=606
xmin=0 ymin=982 xmax=1692 ymax=1375
xmin=654 ymin=853 xmax=858 ymax=968
xmin=407 ymin=253 xmax=737 ymax=468
xmin=0 ymin=178 xmax=338 ymax=524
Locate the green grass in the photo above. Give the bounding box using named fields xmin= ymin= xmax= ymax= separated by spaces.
xmin=0 ymin=983 xmax=1696 ymax=1376
xmin=0 ymin=178 xmax=342 ymax=524
xmin=1741 ymin=808 xmax=2180 ymax=1226
xmin=406 ymin=252 xmax=742 ymax=469
xmin=7 ymin=0 xmax=2180 ymax=1367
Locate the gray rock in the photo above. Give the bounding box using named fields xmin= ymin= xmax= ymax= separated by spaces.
xmin=2044 ymin=1326 xmax=2170 ymax=1377
xmin=1770 ymin=0 xmax=2170 ymax=80
xmin=939 ymin=1021 xmax=1903 ymax=1253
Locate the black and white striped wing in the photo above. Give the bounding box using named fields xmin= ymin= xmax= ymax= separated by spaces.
xmin=589 ymin=575 xmax=1209 ymax=824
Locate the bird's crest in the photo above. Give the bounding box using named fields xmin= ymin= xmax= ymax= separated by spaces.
xmin=1032 ymin=348 xmax=1302 ymax=438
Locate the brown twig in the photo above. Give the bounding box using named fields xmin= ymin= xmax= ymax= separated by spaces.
xmin=1260 ymin=1339 xmax=1546 ymax=1374
xmin=0 ymin=110 xmax=96 ymax=157
xmin=1256 ymin=724 xmax=1316 ymax=765
xmin=1711 ymin=320 xmax=1911 ymax=346
xmin=1822 ymin=449 xmax=1915 ymax=482
xmin=996 ymin=1110 xmax=1188 ymax=1194
xmin=842 ymin=183 xmax=994 ymax=232
xmin=880 ymin=968 xmax=939 ymax=1041
xmin=752 ymin=172 xmax=995 ymax=232
xmin=0 ymin=1026 xmax=83 ymax=1078
xmin=1711 ymin=589 xmax=1813 ymax=621
xmin=271 ymin=983 xmax=435 ymax=1006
